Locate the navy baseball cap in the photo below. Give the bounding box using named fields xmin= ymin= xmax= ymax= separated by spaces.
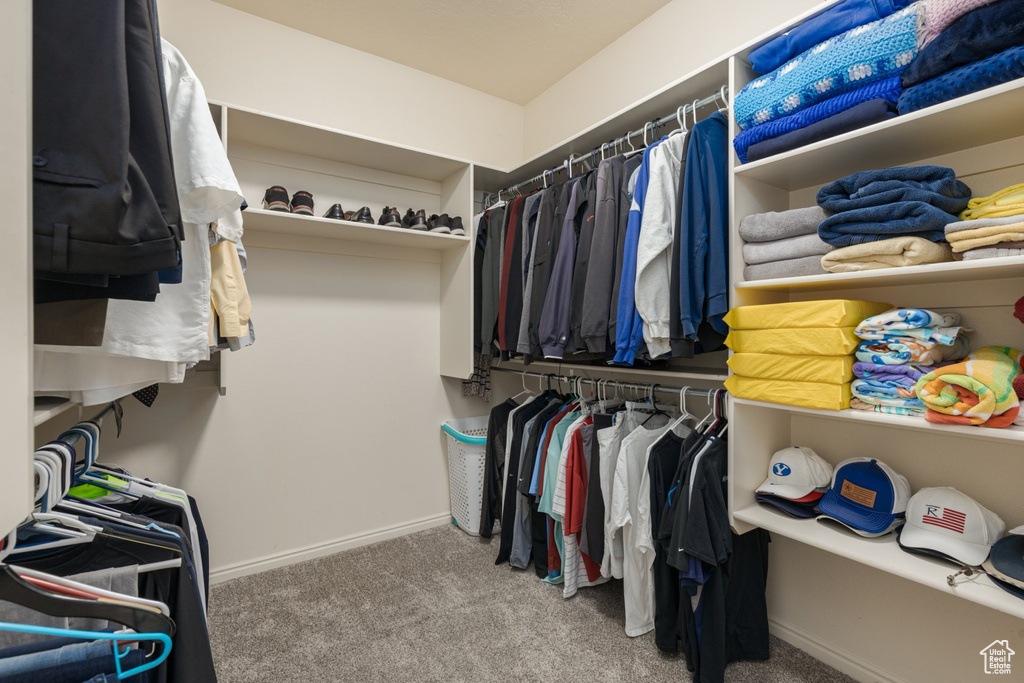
xmin=983 ymin=535 xmax=1024 ymax=593
xmin=816 ymin=458 xmax=911 ymax=537
xmin=756 ymin=493 xmax=818 ymax=519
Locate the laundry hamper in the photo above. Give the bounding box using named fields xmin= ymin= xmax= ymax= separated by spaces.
xmin=440 ymin=416 xmax=489 ymax=536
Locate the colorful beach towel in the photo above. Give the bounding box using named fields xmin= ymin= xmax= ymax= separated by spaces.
xmin=856 ymin=337 xmax=970 ymax=365
xmin=915 ymin=346 xmax=1024 ymax=427
xmin=850 ymin=396 xmax=925 ymax=416
xmin=851 ymin=379 xmax=926 ymax=412
xmin=855 ymin=307 xmax=965 ymax=345
xmin=853 ymin=361 xmax=929 ymax=386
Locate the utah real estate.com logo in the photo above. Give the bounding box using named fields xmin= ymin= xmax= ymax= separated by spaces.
xmin=980 ymin=640 xmax=1014 ymax=675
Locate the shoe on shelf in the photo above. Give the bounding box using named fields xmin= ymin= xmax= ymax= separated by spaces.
xmin=290 ymin=190 xmax=315 ymax=216
xmin=379 ymin=206 xmax=402 ymax=227
xmin=349 ymin=206 xmax=375 ymax=224
xmin=406 ymin=209 xmax=429 ymax=231
xmin=323 ymin=203 xmax=345 ymax=220
xmin=449 ymin=216 xmax=465 ymax=236
xmin=262 ymin=185 xmax=290 ymax=212
xmin=428 ymin=213 xmax=452 ymax=234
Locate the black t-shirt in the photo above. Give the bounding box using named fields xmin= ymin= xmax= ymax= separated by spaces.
xmin=496 ymin=397 xmax=551 ymax=564
xmin=480 ymin=399 xmax=519 ymax=537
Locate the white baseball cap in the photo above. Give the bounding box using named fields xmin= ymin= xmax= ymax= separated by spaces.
xmin=898 ymin=487 xmax=1006 ymax=567
xmin=755 ymin=446 xmax=833 ymax=500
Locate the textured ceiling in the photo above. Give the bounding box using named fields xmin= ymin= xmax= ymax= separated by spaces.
xmin=214 ymin=0 xmax=672 ymax=104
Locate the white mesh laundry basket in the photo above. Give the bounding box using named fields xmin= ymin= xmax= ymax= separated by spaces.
xmin=441 ymin=416 xmax=489 ymax=536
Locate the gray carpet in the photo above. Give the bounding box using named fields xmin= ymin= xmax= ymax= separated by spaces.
xmin=209 ymin=524 xmax=854 ymax=682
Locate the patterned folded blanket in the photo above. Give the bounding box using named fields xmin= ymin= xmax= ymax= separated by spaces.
xmin=733 ymin=78 xmax=903 ymax=162
xmin=852 ymin=379 xmax=925 ymax=412
xmin=817 ymin=202 xmax=958 ymax=247
xmin=960 ymin=184 xmax=1024 ymax=221
xmin=853 ymin=361 xmax=929 ymax=385
xmin=856 ymin=337 xmax=970 ymax=365
xmin=856 ymin=307 xmax=961 ymax=338
xmin=850 ymin=396 xmax=925 ymax=416
xmin=821 ymin=236 xmax=952 ymax=272
xmin=898 ymin=43 xmax=1024 ymax=115
xmin=817 ymin=165 xmax=972 ymax=214
xmin=904 ymin=0 xmax=1024 ymax=87
xmin=735 ymin=5 xmax=920 ymax=130
xmin=916 ymin=346 xmax=1024 ymax=427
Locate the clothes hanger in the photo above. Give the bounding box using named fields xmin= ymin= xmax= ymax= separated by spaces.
xmin=509 ymin=372 xmax=534 ymax=403
xmin=12 ymin=567 xmax=171 ymax=616
xmin=717 ymin=85 xmax=729 ymax=113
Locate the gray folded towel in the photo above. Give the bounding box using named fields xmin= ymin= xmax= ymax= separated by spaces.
xmin=739 ymin=206 xmax=829 ymax=243
xmin=742 ymin=232 xmax=833 ymax=265
xmin=743 ymin=254 xmax=827 ymax=281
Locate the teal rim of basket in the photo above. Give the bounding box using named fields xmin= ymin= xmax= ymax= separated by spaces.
xmin=441 ymin=423 xmax=487 ymax=445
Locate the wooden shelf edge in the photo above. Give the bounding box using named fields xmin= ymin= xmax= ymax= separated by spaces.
xmin=243 ymin=208 xmax=471 ymax=248
xmin=731 ymin=397 xmax=1024 ymax=444
xmin=33 ymin=397 xmax=76 ymax=428
xmin=734 ymin=504 xmax=1024 ymax=619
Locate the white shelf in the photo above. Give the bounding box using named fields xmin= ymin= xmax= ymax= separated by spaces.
xmin=735 ymin=78 xmax=1024 ymax=190
xmin=243 ymin=208 xmax=470 ymax=251
xmin=732 ymin=397 xmax=1024 ymax=445
xmin=736 ymin=255 xmax=1024 ymax=292
xmin=734 ymin=504 xmax=1024 ymax=620
xmin=33 ymin=397 xmax=76 ymax=427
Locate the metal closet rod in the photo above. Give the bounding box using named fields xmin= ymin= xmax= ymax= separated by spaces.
xmin=60 ymin=401 xmax=121 ymax=449
xmin=491 ymin=366 xmax=721 ymax=400
xmin=489 ymin=85 xmax=729 ymax=204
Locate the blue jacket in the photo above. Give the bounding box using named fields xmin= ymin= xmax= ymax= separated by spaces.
xmin=612 ymin=140 xmax=663 ymax=365
xmin=680 ymin=113 xmax=729 ymax=342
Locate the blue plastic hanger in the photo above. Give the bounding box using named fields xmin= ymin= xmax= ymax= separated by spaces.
xmin=0 ymin=622 xmax=172 ymax=679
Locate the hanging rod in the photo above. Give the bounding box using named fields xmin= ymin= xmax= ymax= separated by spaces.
xmin=491 ymin=366 xmax=723 ymax=400
xmin=58 ymin=401 xmax=122 ymax=450
xmin=488 ymin=85 xmax=729 ymax=206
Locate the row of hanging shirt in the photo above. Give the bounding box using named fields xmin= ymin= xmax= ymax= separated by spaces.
xmin=481 ymin=381 xmax=771 ymax=683
xmin=33 ymin=0 xmax=253 ymax=407
xmin=473 ymin=100 xmax=731 ymax=374
xmin=0 ymin=402 xmax=216 ymax=683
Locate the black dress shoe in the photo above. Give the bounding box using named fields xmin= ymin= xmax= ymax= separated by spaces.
xmin=323 ymin=203 xmax=345 ymax=220
xmin=350 ymin=207 xmax=375 ymax=224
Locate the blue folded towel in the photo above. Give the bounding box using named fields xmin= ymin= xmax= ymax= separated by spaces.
xmin=748 ymin=0 xmax=914 ymax=75
xmin=818 ymin=202 xmax=957 ymax=247
xmin=817 ymin=165 xmax=972 ymax=214
xmin=735 ymin=5 xmax=919 ymax=130
xmin=902 ymin=0 xmax=1024 ymax=88
xmin=899 ymin=43 xmax=1024 ymax=115
xmin=734 ymin=78 xmax=902 ymax=163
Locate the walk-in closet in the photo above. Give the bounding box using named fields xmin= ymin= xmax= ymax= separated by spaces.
xmin=4 ymin=0 xmax=1024 ymax=681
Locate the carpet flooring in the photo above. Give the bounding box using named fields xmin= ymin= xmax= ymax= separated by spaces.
xmin=209 ymin=524 xmax=855 ymax=682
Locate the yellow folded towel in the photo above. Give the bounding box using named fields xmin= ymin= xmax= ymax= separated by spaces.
xmin=725 ymin=375 xmax=851 ymax=411
xmin=960 ymin=183 xmax=1024 ymax=220
xmin=728 ymin=353 xmax=855 ymax=383
xmin=722 ymin=299 xmax=890 ymax=330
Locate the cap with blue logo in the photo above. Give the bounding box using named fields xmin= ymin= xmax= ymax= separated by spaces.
xmin=755 ymin=446 xmax=833 ymax=501
xmin=816 ymin=457 xmax=911 ymax=537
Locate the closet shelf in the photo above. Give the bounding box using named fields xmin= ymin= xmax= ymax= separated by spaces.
xmin=734 ymin=78 xmax=1024 ymax=190
xmin=33 ymin=397 xmax=76 ymax=427
xmin=735 ymin=255 xmax=1024 ymax=292
xmin=732 ymin=397 xmax=1024 ymax=445
xmin=494 ymin=358 xmax=728 ymax=384
xmin=243 ymin=208 xmax=470 ymax=251
xmin=733 ymin=504 xmax=1024 ymax=620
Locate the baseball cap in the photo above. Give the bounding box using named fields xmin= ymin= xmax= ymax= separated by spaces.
xmin=756 ymin=493 xmax=818 ymax=519
xmin=816 ymin=457 xmax=911 ymax=537
xmin=755 ymin=446 xmax=833 ymax=500
xmin=983 ymin=535 xmax=1024 ymax=594
xmin=897 ymin=487 xmax=1005 ymax=566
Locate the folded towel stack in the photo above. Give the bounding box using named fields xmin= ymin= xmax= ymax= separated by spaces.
xmin=944 ymin=184 xmax=1024 ymax=260
xmin=900 ymin=0 xmax=1024 ymax=115
xmin=916 ymin=346 xmax=1024 ymax=427
xmin=851 ymin=307 xmax=970 ymax=415
xmin=723 ymin=299 xmax=892 ymax=410
xmin=733 ymin=2 xmax=918 ymax=163
xmin=739 ymin=206 xmax=833 ymax=280
xmin=816 ymin=165 xmax=970 ymax=271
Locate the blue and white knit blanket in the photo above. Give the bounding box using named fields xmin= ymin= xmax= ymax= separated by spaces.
xmin=735 ymin=4 xmax=920 ymax=130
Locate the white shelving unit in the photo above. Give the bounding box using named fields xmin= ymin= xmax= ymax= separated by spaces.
xmin=727 ymin=40 xmax=1024 ymax=623
xmin=33 ymin=398 xmax=76 ymax=428
xmin=211 ymin=102 xmax=476 ymax=379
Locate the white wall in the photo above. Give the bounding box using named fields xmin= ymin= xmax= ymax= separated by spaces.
xmin=156 ymin=0 xmax=523 ymax=170
xmin=522 ymin=0 xmax=822 ymax=158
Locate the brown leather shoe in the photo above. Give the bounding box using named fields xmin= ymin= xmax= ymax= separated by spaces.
xmin=378 ymin=206 xmax=402 ymax=227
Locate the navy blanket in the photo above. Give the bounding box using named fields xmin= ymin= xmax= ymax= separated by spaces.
xmin=817 ymin=165 xmax=972 ymax=214
xmin=899 ymin=43 xmax=1024 ymax=115
xmin=818 ymin=202 xmax=956 ymax=247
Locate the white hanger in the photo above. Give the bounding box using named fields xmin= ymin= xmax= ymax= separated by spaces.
xmin=13 ymin=566 xmax=172 ymax=617
xmin=691 ymin=98 xmax=701 ymax=128
xmin=717 ymin=85 xmax=729 ymax=113
xmin=510 ymin=372 xmax=533 ymax=402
